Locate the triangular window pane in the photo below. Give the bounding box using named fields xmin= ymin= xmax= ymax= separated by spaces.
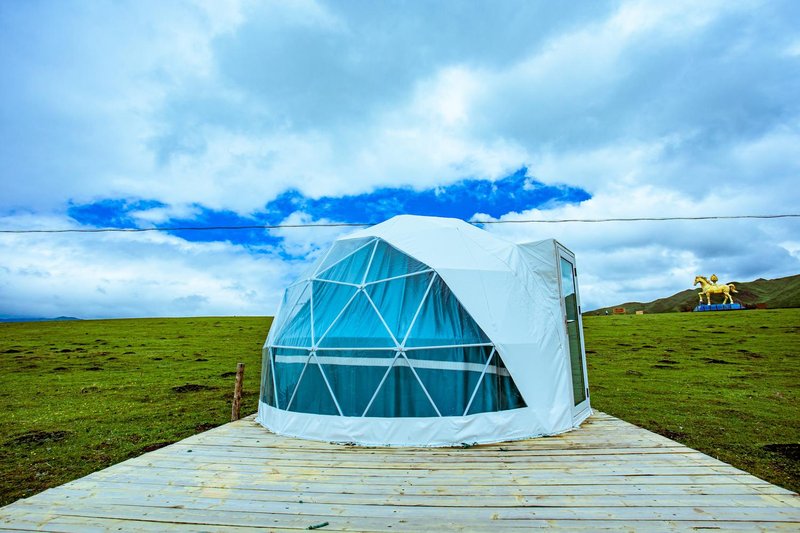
xmin=269 ymin=281 xmax=306 ymax=341
xmin=466 ymin=354 xmax=526 ymax=415
xmin=317 ymin=291 xmax=396 ymax=348
xmin=414 ymin=367 xmax=483 ymax=417
xmin=408 ymin=346 xmax=494 ymax=416
xmin=260 ymin=347 xmax=276 ymax=407
xmin=273 ymin=282 xmax=313 ymax=348
xmin=365 ymin=271 xmax=434 ymax=343
xmin=365 ymin=361 xmax=438 ymax=418
xmin=272 ymin=348 xmax=310 ymax=410
xmin=405 ymin=277 xmax=490 ymax=348
xmin=287 ymin=359 xmax=339 ymax=416
xmin=316 ymin=351 xmax=394 ymax=417
xmin=364 ymin=240 xmax=429 ymax=283
xmin=312 ymin=280 xmax=358 ymax=342
xmin=317 ymin=240 xmax=376 ymax=284
xmin=314 ymin=238 xmax=375 ymax=277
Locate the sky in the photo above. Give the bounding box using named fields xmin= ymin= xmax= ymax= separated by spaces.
xmin=1 ymin=0 xmax=799 ymax=319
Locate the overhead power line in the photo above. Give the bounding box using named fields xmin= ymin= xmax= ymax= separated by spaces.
xmin=479 ymin=213 xmax=800 ymax=224
xmin=0 ymin=222 xmax=369 ymax=234
xmin=0 ymin=213 xmax=797 ymax=234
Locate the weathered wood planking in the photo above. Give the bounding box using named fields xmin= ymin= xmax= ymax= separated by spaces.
xmin=1 ymin=412 xmax=798 ymax=531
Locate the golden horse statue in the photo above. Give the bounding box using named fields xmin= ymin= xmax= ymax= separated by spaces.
xmin=694 ymin=275 xmax=738 ymax=305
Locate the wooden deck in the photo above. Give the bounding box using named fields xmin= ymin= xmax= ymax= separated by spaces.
xmin=1 ymin=412 xmax=798 ymax=531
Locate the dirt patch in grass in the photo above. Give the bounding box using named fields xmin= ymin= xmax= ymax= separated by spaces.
xmin=763 ymin=444 xmax=800 ymax=461
xmin=171 ymin=383 xmax=215 ymax=393
xmin=140 ymin=441 xmax=175 ymax=453
xmin=9 ymin=430 xmax=70 ymax=446
xmin=655 ymin=428 xmax=688 ymax=441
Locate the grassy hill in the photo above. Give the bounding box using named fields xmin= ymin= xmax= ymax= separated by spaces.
xmin=589 ymin=273 xmax=800 ymax=315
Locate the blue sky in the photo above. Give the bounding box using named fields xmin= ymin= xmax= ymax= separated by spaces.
xmin=66 ymin=169 xmax=589 ymax=248
xmin=1 ymin=0 xmax=799 ymax=318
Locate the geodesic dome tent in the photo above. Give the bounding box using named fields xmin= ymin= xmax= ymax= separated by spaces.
xmin=258 ymin=215 xmax=591 ymax=446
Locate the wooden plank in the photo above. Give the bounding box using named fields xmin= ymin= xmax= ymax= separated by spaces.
xmin=45 ymin=475 xmax=800 ymax=498
xmin=138 ymin=444 xmax=716 ymax=461
xmin=62 ymin=477 xmax=795 ymax=497
xmin=9 ymin=498 xmax=800 ymax=523
xmin=28 ymin=484 xmax=800 ymax=509
xmin=144 ymin=454 xmax=747 ymax=474
xmin=84 ymin=463 xmax=780 ymax=485
xmin=122 ymin=451 xmax=733 ymax=469
xmin=89 ymin=464 xmax=767 ymax=486
xmin=3 ymin=511 xmax=798 ymax=533
xmin=70 ymin=472 xmax=791 ymax=496
xmin=115 ymin=460 xmax=749 ymax=478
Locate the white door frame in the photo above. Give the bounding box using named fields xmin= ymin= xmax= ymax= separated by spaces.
xmin=556 ymin=243 xmax=591 ymax=421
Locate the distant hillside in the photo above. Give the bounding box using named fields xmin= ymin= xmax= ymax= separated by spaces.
xmin=588 ymin=273 xmax=800 ymax=315
xmin=0 ymin=316 xmax=80 ymax=323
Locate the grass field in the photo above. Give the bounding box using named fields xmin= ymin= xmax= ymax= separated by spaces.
xmin=0 ymin=309 xmax=797 ymax=507
xmin=583 ymin=308 xmax=799 ymax=493
xmin=0 ymin=317 xmax=270 ymax=506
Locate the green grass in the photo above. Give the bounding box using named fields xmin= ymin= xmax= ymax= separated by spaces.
xmin=0 ymin=310 xmax=797 ymax=507
xmin=0 ymin=317 xmax=270 ymax=506
xmin=584 ymin=308 xmax=800 ymax=493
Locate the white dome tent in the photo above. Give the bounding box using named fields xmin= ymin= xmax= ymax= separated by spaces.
xmin=258 ymin=215 xmax=591 ymax=446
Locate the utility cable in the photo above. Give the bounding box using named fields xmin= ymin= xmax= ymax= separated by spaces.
xmin=0 ymin=213 xmax=798 ymax=234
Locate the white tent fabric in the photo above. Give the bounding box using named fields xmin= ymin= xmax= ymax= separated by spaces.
xmin=258 ymin=215 xmax=591 ymax=446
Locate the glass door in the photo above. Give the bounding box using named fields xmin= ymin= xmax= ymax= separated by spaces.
xmin=558 ymin=248 xmax=590 ymax=417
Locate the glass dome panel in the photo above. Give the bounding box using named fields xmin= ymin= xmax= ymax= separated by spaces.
xmin=364 ymin=240 xmax=429 ymax=283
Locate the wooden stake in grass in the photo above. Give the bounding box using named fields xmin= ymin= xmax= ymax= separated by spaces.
xmin=231 ymin=363 xmax=245 ymax=421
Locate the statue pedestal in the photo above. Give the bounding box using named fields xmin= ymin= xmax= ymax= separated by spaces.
xmin=693 ymin=303 xmax=743 ymax=312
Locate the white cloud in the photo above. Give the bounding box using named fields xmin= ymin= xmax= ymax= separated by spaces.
xmin=268 ymin=212 xmax=354 ymax=259
xmin=0 ymin=215 xmax=290 ymax=318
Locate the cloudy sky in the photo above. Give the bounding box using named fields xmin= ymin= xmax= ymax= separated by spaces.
xmin=1 ymin=0 xmax=798 ymax=319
